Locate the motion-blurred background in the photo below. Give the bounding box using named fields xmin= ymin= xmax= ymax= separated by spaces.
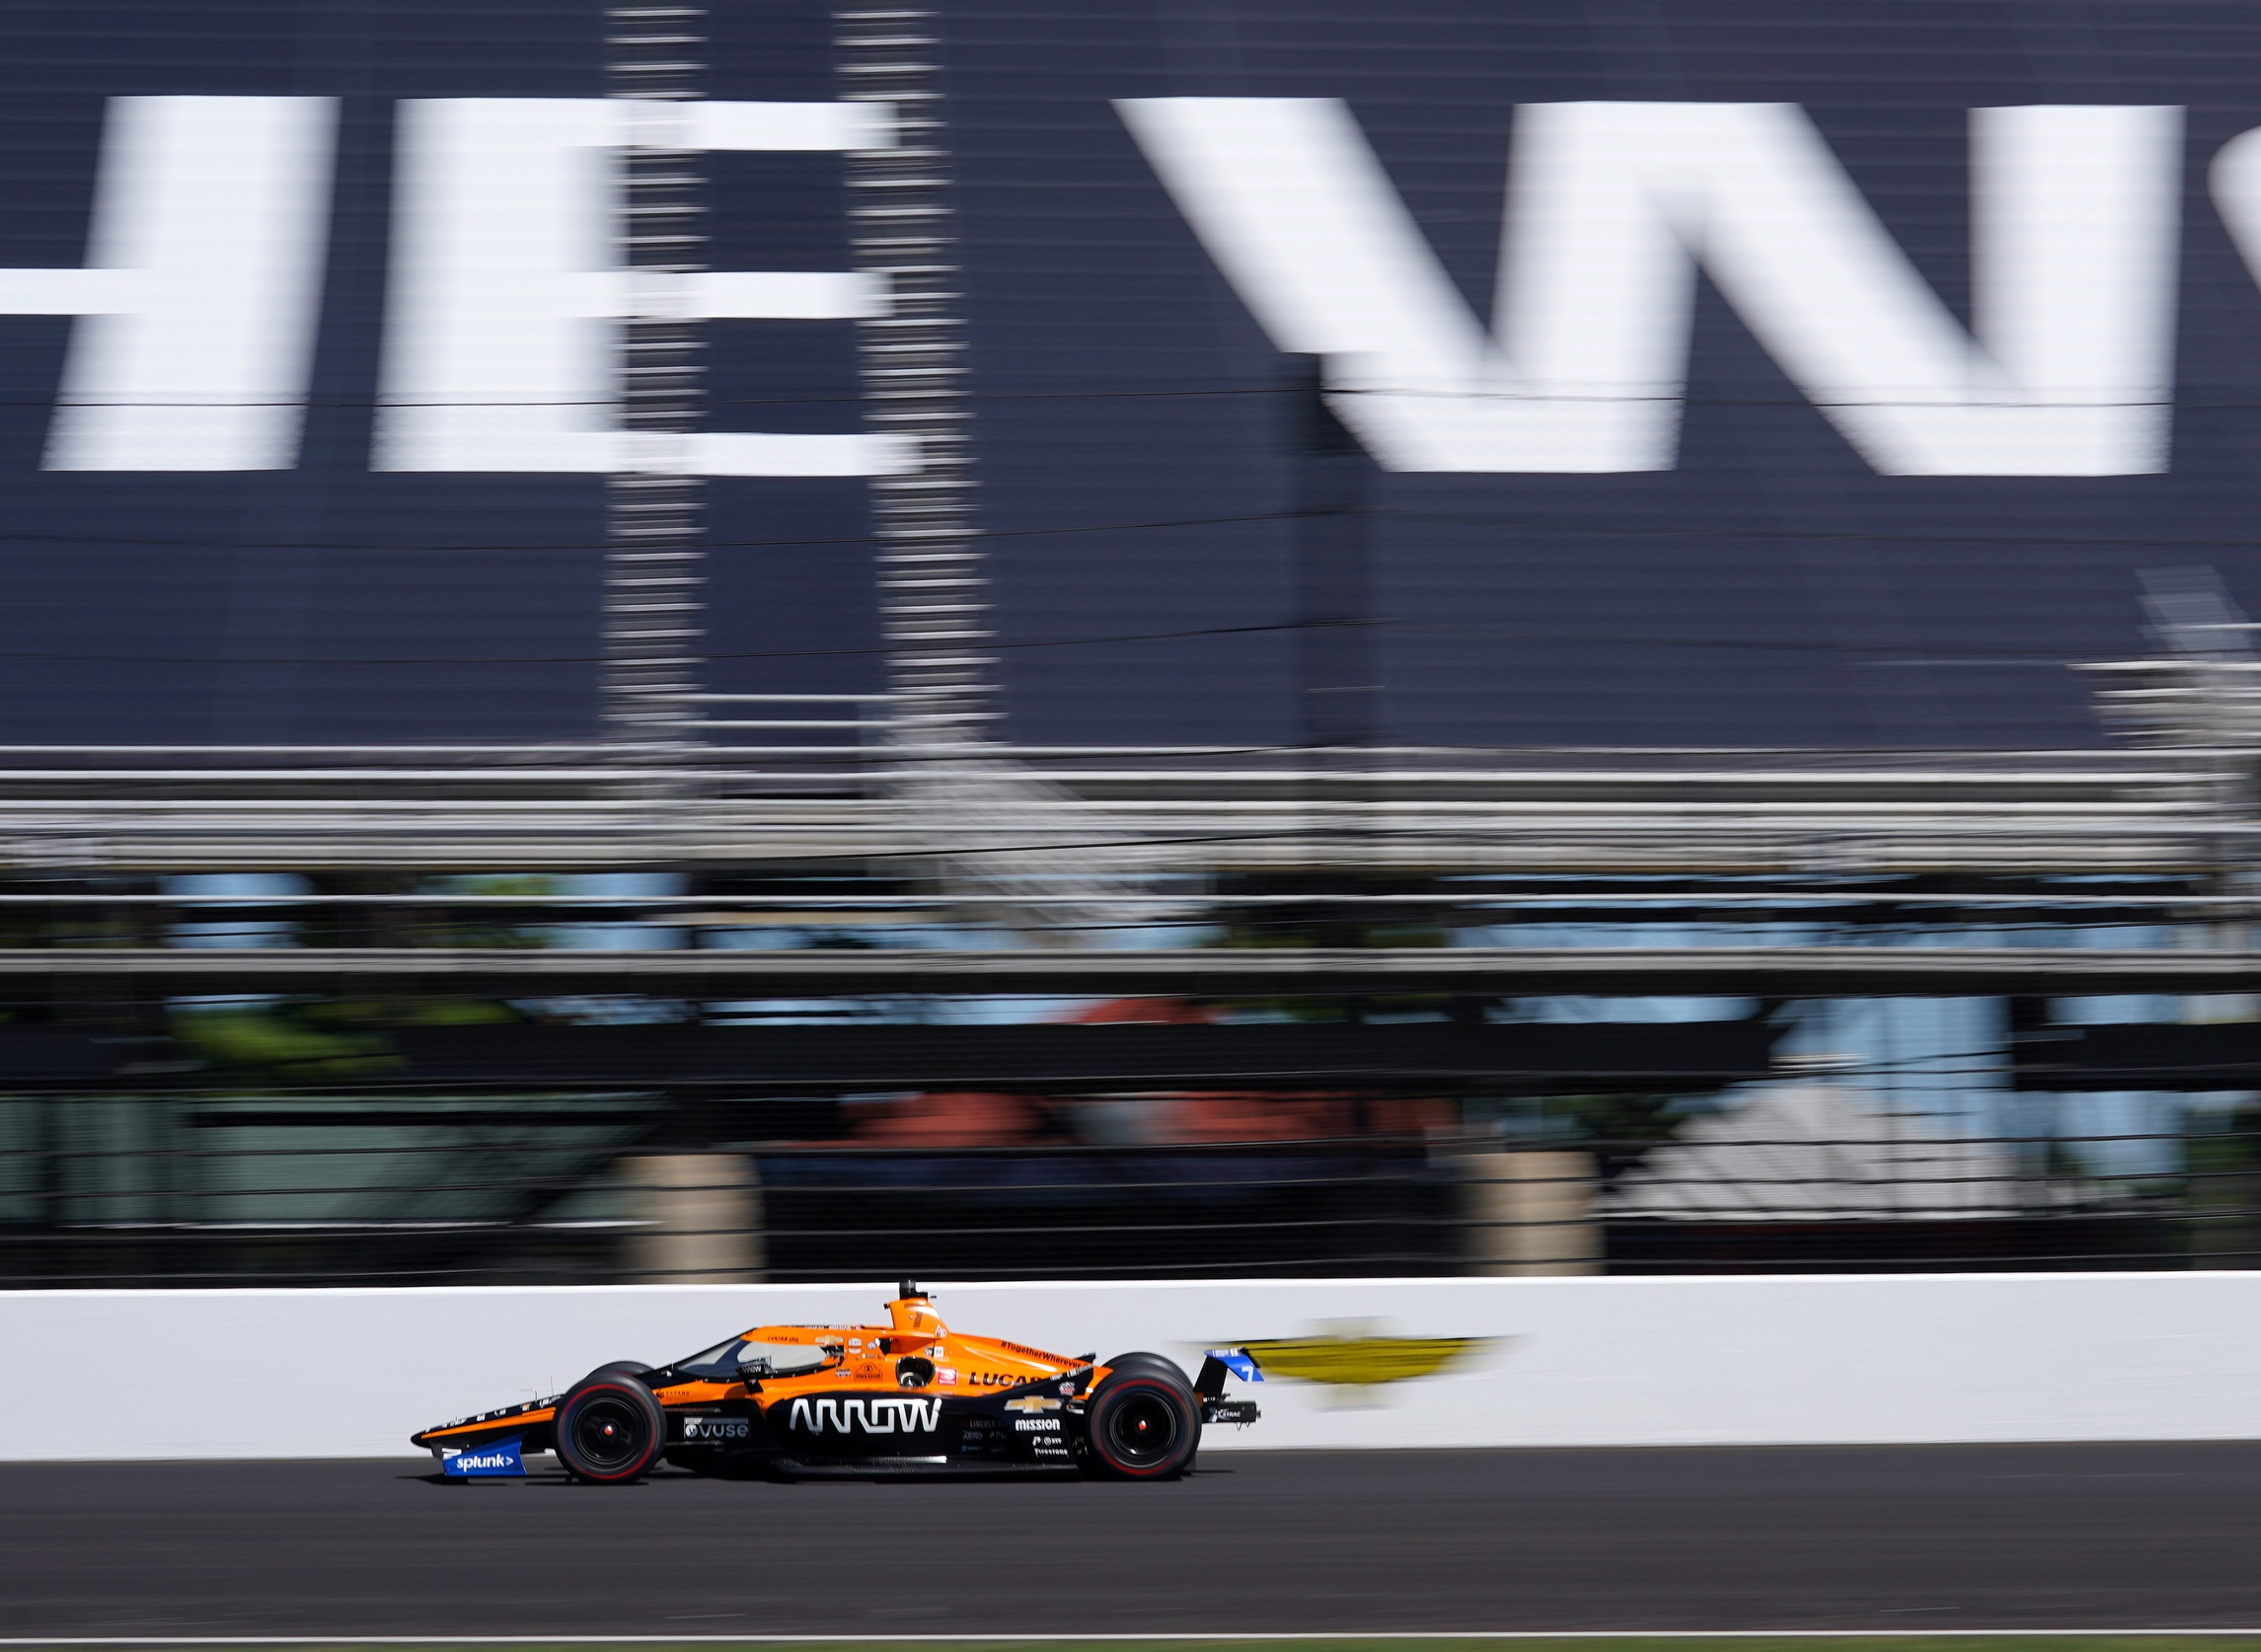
xmin=6 ymin=0 xmax=2261 ymax=1288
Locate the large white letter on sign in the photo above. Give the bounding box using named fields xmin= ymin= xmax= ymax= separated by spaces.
xmin=2204 ymin=127 xmax=2261 ymax=327
xmin=0 ymin=96 xmax=339 ymax=471
xmin=375 ymin=98 xmax=911 ymax=476
xmin=1118 ymin=98 xmax=2182 ymax=476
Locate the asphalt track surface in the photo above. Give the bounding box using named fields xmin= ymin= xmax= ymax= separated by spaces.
xmin=8 ymin=1446 xmax=2261 ymax=1637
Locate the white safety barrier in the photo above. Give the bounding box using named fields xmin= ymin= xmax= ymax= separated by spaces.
xmin=9 ymin=1273 xmax=2261 ymax=1461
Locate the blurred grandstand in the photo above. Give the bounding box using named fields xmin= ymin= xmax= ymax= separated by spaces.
xmin=7 ymin=651 xmax=2261 ymax=1283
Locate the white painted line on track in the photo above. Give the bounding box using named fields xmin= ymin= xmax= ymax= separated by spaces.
xmin=11 ymin=1635 xmax=2261 ymax=1645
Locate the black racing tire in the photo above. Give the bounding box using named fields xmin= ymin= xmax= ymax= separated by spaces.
xmin=554 ymin=1375 xmax=666 ymax=1483
xmin=1082 ymin=1352 xmax=1201 ymax=1480
xmin=1099 ymin=1351 xmax=1190 ymax=1388
xmin=585 ymin=1361 xmax=653 ymax=1383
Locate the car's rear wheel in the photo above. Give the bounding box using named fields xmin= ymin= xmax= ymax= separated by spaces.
xmin=554 ymin=1376 xmax=665 ymax=1483
xmin=1082 ymin=1353 xmax=1201 ymax=1480
xmin=1097 ymin=1351 xmax=1188 ymax=1387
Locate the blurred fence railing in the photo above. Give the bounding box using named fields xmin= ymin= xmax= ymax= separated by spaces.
xmin=5 ymin=1089 xmax=2256 ymax=1286
xmin=0 ymin=736 xmax=2247 ymax=1288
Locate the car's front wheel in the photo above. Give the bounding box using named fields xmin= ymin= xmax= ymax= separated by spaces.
xmin=554 ymin=1375 xmax=665 ymax=1483
xmin=587 ymin=1361 xmax=652 ymax=1382
xmin=1081 ymin=1357 xmax=1201 ymax=1480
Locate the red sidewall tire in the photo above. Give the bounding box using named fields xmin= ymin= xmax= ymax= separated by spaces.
xmin=1100 ymin=1351 xmax=1189 ymax=1387
xmin=555 ymin=1379 xmax=665 ymax=1483
xmin=1085 ymin=1375 xmax=1200 ymax=1480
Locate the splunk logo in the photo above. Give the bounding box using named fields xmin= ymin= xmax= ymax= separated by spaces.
xmin=1119 ymin=98 xmax=2261 ymax=477
xmin=440 ymin=1434 xmax=525 ymax=1477
xmin=787 ymin=1394 xmax=943 ymax=1435
xmin=0 ymin=96 xmax=905 ymax=478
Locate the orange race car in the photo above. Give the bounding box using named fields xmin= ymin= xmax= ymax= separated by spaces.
xmin=413 ymin=1281 xmax=1262 ymax=1483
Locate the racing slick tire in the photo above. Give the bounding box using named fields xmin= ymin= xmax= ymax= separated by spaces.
xmin=1081 ymin=1352 xmax=1201 ymax=1480
xmin=1098 ymin=1351 xmax=1189 ymax=1387
xmin=554 ymin=1374 xmax=666 ymax=1483
xmin=586 ymin=1361 xmax=653 ymax=1384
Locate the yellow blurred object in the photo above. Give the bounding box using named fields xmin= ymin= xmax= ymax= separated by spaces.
xmin=1240 ymin=1333 xmax=1492 ymax=1387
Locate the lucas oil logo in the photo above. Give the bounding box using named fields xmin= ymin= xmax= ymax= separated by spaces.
xmin=787 ymin=1394 xmax=943 ymax=1435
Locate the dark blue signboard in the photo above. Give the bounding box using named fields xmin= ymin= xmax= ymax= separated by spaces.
xmin=0 ymin=0 xmax=878 ymax=744
xmin=0 ymin=0 xmax=2254 ymax=751
xmin=948 ymin=0 xmax=2261 ymax=752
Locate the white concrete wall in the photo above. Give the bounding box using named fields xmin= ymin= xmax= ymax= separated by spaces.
xmin=10 ymin=1273 xmax=2261 ymax=1461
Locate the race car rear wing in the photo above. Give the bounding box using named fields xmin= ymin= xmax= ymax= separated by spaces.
xmin=1196 ymin=1346 xmax=1262 ymax=1427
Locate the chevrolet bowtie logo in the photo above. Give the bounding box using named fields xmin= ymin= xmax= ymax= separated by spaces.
xmin=1237 ymin=1333 xmax=1494 ymax=1387
xmin=1003 ymin=1395 xmax=1061 ymax=1413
